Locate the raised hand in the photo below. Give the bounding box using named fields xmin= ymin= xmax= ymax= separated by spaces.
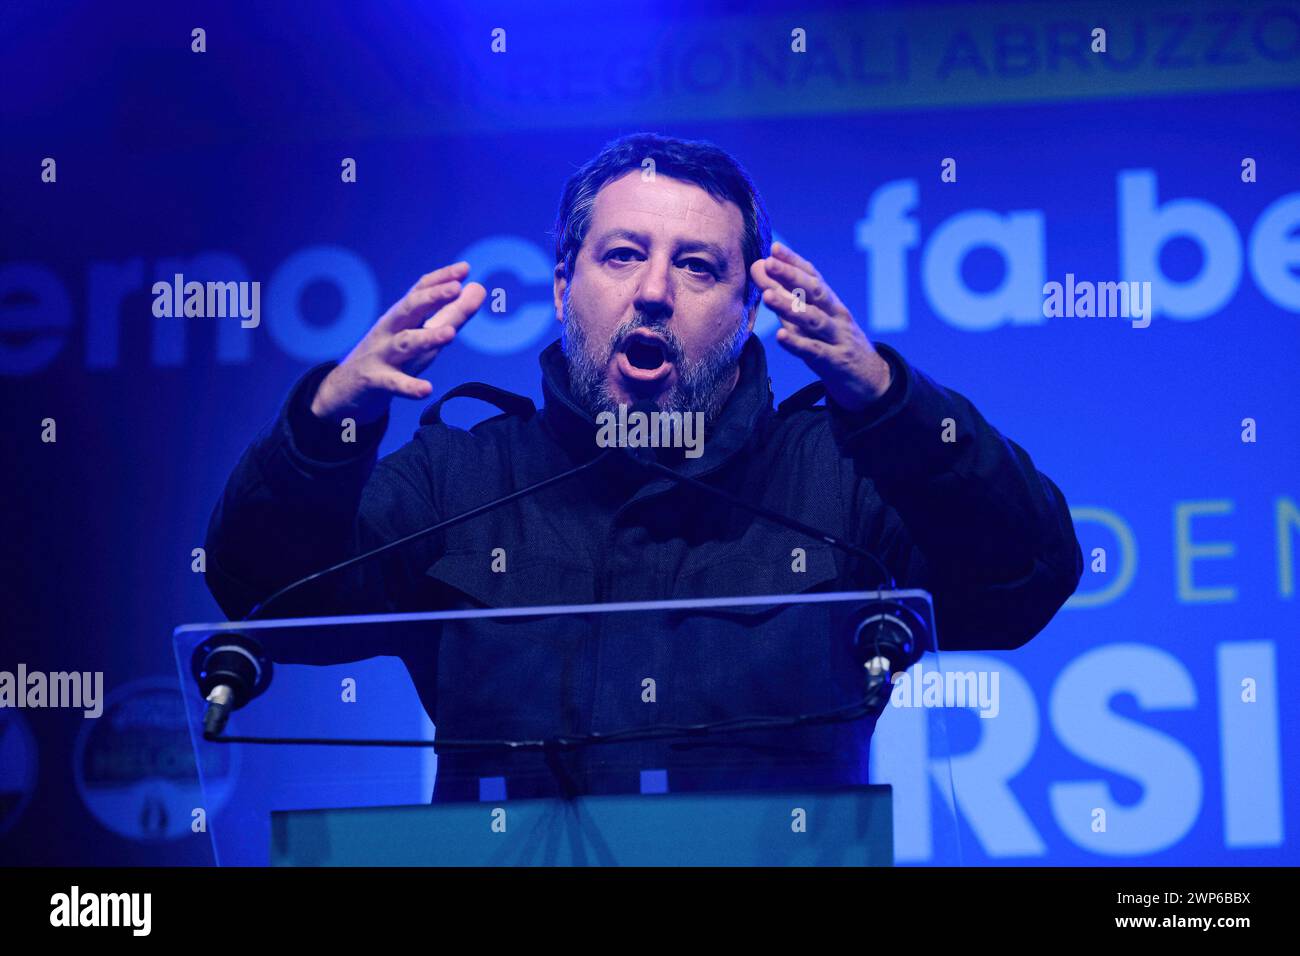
xmin=310 ymin=262 xmax=487 ymax=424
xmin=750 ymin=242 xmax=892 ymax=412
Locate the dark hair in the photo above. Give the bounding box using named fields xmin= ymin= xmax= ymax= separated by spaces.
xmin=552 ymin=132 xmax=772 ymax=312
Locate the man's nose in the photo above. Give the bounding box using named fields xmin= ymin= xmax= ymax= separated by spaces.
xmin=634 ymin=254 xmax=674 ymax=321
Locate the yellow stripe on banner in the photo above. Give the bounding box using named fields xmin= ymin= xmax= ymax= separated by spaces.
xmin=413 ymin=0 xmax=1300 ymax=133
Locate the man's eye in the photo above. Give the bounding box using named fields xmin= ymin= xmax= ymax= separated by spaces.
xmin=680 ymin=258 xmax=716 ymax=276
xmin=606 ymin=248 xmax=640 ymax=263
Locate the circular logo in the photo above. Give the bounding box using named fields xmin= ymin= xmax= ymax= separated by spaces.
xmin=74 ymin=677 xmax=237 ymax=841
xmin=0 ymin=710 xmax=38 ymax=837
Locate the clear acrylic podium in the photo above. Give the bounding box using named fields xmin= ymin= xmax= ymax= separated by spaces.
xmin=172 ymin=591 xmax=963 ymax=866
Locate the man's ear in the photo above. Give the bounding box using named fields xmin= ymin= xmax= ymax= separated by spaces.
xmin=553 ymin=262 xmax=567 ymax=323
xmin=744 ymin=299 xmax=758 ymax=334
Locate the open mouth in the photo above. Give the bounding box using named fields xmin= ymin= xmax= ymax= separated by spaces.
xmin=625 ymin=336 xmax=667 ymax=370
xmin=615 ymin=330 xmax=675 ymax=383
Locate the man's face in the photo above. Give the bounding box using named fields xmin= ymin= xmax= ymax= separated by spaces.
xmin=555 ymin=170 xmax=755 ymax=422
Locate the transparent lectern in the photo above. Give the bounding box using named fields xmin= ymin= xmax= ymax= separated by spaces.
xmin=172 ymin=591 xmax=962 ymax=866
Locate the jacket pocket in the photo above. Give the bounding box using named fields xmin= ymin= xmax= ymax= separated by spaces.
xmin=673 ymin=535 xmax=841 ymax=611
xmin=421 ymin=547 xmax=597 ymax=740
xmin=661 ymin=536 xmax=862 ymax=736
xmin=423 ymin=546 xmax=597 ymax=609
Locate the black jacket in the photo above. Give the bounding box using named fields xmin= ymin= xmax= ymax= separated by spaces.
xmin=205 ymin=335 xmax=1082 ymax=800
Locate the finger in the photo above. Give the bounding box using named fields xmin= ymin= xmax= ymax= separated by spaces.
xmin=384 ymin=323 xmax=458 ymax=368
xmin=423 ymin=281 xmax=487 ymax=331
xmin=774 ymin=324 xmax=833 ymax=364
xmin=412 ymin=261 xmax=470 ymax=291
xmin=771 ymin=241 xmax=820 ymax=279
xmin=380 ymin=368 xmax=436 ymax=401
xmin=382 ymin=279 xmax=464 ymax=332
xmin=762 ymin=256 xmax=842 ymax=315
xmin=749 ymin=258 xmax=783 ymax=292
xmin=754 ymin=259 xmax=830 ymax=328
xmin=761 ymin=284 xmax=836 ymax=341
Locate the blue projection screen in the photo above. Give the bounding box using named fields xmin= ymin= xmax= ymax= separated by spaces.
xmin=0 ymin=0 xmax=1296 ymax=866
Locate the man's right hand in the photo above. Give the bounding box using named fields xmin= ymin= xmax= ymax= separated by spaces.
xmin=310 ymin=262 xmax=487 ymax=424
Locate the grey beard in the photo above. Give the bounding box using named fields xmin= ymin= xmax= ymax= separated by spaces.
xmin=560 ymin=293 xmax=748 ymax=426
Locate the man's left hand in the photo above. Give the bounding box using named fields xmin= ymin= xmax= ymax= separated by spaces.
xmin=750 ymin=241 xmax=892 ymax=412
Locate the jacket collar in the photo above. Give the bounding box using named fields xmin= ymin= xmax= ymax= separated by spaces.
xmin=537 ymin=334 xmax=775 ymax=478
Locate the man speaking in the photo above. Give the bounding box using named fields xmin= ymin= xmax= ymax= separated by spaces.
xmin=205 ymin=133 xmax=1082 ymax=800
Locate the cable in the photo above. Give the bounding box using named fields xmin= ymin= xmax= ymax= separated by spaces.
xmin=638 ymin=456 xmax=897 ymax=590
xmin=203 ymin=674 xmax=895 ymax=752
xmin=243 ymin=449 xmax=617 ymax=620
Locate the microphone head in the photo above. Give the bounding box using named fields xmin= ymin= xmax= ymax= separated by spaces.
xmin=191 ymin=632 xmax=273 ymax=709
xmin=848 ymin=599 xmax=929 ymax=676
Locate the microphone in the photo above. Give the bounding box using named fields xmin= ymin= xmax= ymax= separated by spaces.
xmin=245 ymin=397 xmax=895 ymax=620
xmin=191 ymin=632 xmax=273 ymax=738
xmin=848 ymin=598 xmax=928 ymax=690
xmin=207 ymin=398 xmax=910 ymax=747
xmin=615 ymin=399 xmax=924 ymax=702
xmin=243 ymin=447 xmax=617 ymax=620
xmin=615 ymin=400 xmax=896 ymax=589
xmin=208 ymin=446 xmax=621 ymax=737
